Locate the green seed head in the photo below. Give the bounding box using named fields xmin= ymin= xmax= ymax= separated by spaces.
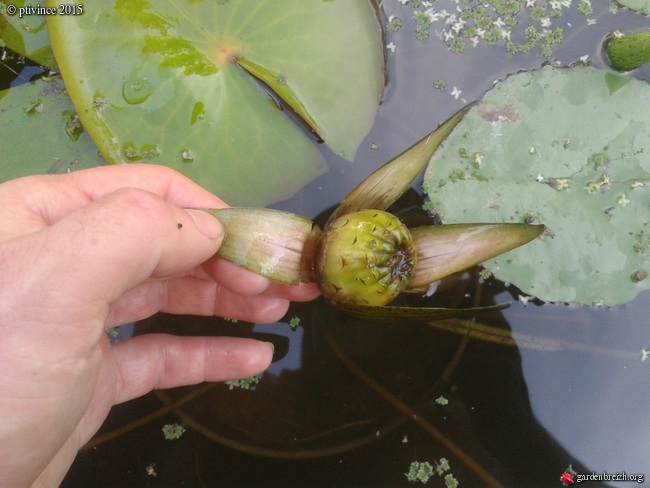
xmin=315 ymin=209 xmax=417 ymax=307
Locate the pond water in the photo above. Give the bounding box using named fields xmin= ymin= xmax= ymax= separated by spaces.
xmin=3 ymin=2 xmax=650 ymax=487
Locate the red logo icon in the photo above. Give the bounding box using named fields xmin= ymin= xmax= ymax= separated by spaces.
xmin=561 ymin=466 xmax=576 ymax=485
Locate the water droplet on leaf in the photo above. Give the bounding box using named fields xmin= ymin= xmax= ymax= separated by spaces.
xmin=122 ymin=76 xmax=154 ymax=105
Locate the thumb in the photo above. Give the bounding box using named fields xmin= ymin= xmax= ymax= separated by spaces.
xmin=8 ymin=187 xmax=224 ymax=317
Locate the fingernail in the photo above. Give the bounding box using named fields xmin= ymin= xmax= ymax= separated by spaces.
xmin=265 ymin=341 xmax=275 ymax=357
xmin=187 ymin=209 xmax=225 ymax=242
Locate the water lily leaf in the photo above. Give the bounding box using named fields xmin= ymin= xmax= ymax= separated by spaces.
xmin=0 ymin=4 xmax=57 ymax=69
xmin=0 ymin=76 xmax=105 ymax=183
xmin=424 ymin=66 xmax=650 ymax=306
xmin=606 ymin=32 xmax=650 ymax=72
xmin=618 ymin=0 xmax=650 ymax=14
xmin=45 ymin=0 xmax=384 ymax=206
xmin=328 ymin=106 xmax=471 ymax=224
xmin=407 ymin=223 xmax=544 ymax=290
xmin=204 ymin=207 xmax=318 ymax=285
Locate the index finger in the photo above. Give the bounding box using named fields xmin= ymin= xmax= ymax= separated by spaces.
xmin=0 ymin=165 xmax=227 ymax=236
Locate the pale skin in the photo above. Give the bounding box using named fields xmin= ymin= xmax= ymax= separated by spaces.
xmin=0 ymin=165 xmax=319 ymax=487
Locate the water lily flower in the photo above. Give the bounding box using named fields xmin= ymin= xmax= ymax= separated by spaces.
xmin=202 ymin=108 xmax=544 ymax=322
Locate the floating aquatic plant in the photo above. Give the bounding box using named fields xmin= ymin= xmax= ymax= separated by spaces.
xmin=0 ymin=77 xmax=104 ymax=181
xmin=45 ymin=0 xmax=385 ymax=206
xmin=205 ymin=109 xmax=543 ymax=320
xmin=161 ymin=423 xmax=186 ymax=440
xmin=225 ymin=377 xmax=260 ymax=391
xmin=424 ymin=66 xmax=650 ymax=306
xmin=618 ymin=0 xmax=650 ymax=14
xmin=606 ymin=32 xmax=650 ymax=72
xmin=0 ymin=3 xmax=57 ymax=69
xmin=405 ymin=458 xmax=457 ymax=486
xmin=387 ymin=0 xmax=595 ymax=58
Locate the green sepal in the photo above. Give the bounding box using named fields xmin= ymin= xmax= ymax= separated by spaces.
xmin=408 ymin=223 xmax=545 ymax=289
xmin=326 ymin=105 xmax=472 ymax=226
xmin=204 ymin=207 xmax=318 ymax=285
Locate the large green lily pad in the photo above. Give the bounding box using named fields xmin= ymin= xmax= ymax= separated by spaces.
xmin=0 ymin=3 xmax=57 ymax=68
xmin=0 ymin=76 xmax=105 ymax=182
xmin=424 ymin=66 xmax=650 ymax=306
xmin=619 ymin=0 xmax=650 ymax=14
xmin=45 ymin=0 xmax=384 ymax=206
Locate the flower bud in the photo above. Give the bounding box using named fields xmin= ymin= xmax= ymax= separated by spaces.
xmin=315 ymin=209 xmax=417 ymax=306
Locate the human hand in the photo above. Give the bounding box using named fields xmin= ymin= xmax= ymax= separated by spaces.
xmin=0 ymin=165 xmax=319 ymax=487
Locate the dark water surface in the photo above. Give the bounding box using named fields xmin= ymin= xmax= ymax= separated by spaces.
xmin=3 ymin=2 xmax=649 ymax=487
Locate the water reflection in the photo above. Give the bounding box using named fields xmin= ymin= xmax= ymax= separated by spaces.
xmin=65 ymin=191 xmax=646 ymax=486
xmin=72 ymin=274 xmax=623 ymax=485
xmin=506 ymin=297 xmax=650 ymax=482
